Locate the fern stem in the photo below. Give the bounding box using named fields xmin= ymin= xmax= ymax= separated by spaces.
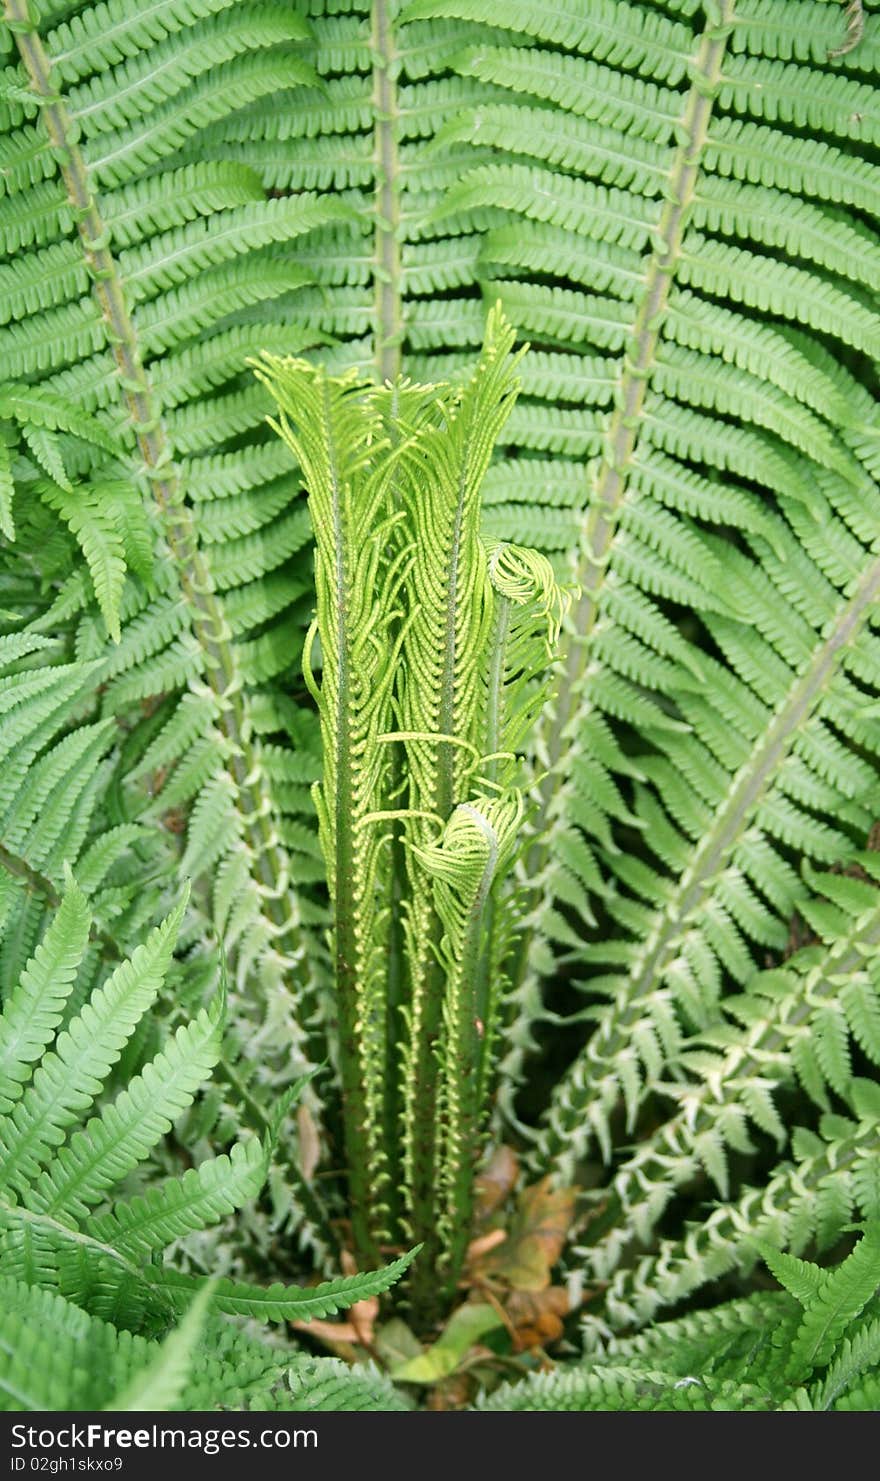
xmin=475 ymin=595 xmax=511 ymax=1096
xmin=505 ymin=0 xmax=738 ymax=1134
xmin=376 ymin=393 xmax=408 ymax=1242
xmin=441 ymin=805 xmax=499 ymax=1285
xmin=5 ymin=1 xmax=328 ymax=1243
xmin=577 ymin=3 xmax=737 ymax=653
xmin=550 ymin=0 xmax=737 ymax=731
xmin=405 ymin=443 xmax=475 ymax=1319
xmin=323 ymin=386 xmax=384 ymax=1269
xmin=372 ymin=0 xmax=403 ymax=385
xmin=382 ymin=746 xmax=407 ymax=1237
xmin=371 ymin=0 xmax=405 ymax=1227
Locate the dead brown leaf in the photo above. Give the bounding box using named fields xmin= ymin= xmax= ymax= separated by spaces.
xmin=475 ymin=1177 xmax=576 ymax=1291
xmin=296 ymin=1102 xmax=321 ymax=1182
xmin=474 ymin=1145 xmax=519 ymax=1219
xmin=518 ymin=1178 xmax=576 ymax=1270
xmin=288 ymin=1317 xmax=361 ymax=1358
xmin=505 ymin=1286 xmax=569 ymax=1352
xmin=291 ymin=1250 xmax=378 ymax=1356
xmin=466 ymin=1228 xmax=507 ymax=1263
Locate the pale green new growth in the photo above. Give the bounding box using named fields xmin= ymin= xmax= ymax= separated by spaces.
xmin=258 ymin=310 xmax=568 ymax=1297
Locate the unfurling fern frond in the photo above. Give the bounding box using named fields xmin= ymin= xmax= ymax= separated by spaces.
xmin=250 ymin=352 xmax=419 ymax=1262
xmin=414 ymin=792 xmax=522 ymax=1276
xmin=258 ymin=309 xmax=568 ymax=1311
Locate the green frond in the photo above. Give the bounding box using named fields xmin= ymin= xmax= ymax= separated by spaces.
xmin=40 ymin=0 xmax=254 ymax=85
xmin=0 ymin=1277 xmax=151 ymax=1412
xmin=479 ymin=1364 xmax=768 ymax=1412
xmin=150 ymin=1245 xmax=420 ymax=1322
xmin=0 ymin=0 xmax=356 ymax=1257
xmin=89 ymin=1137 xmax=269 ymax=1260
xmin=0 ymin=880 xmax=91 ymax=1116
xmin=31 ymin=1003 xmax=224 ymax=1222
xmin=0 ymin=893 xmax=187 ymax=1196
xmin=39 ymin=482 xmax=127 ymax=640
xmin=0 ymin=1274 xmax=409 ymax=1411
xmin=105 ymin=1281 xmax=215 ymax=1412
xmin=812 ymin=1316 xmax=880 ymax=1411
xmin=594 ymin=1110 xmax=880 ymax=1335
xmin=401 ymin=0 xmax=695 ymax=85
xmin=775 ymin=1223 xmax=880 ymax=1381
xmin=482 ymin=1223 xmax=880 ymax=1410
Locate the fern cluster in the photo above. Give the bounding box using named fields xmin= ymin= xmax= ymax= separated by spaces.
xmin=0 ymin=0 xmax=879 ymax=1414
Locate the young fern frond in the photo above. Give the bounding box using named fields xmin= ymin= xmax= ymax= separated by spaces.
xmin=414 ymin=792 xmax=522 ymax=1277
xmin=250 ymin=354 xmax=418 ymax=1263
xmin=259 ymin=309 xmax=567 ymax=1309
xmin=395 ymin=309 xmax=524 ymax=1290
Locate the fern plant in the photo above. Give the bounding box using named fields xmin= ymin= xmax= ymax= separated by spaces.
xmin=0 ymin=878 xmax=414 ymax=1343
xmin=0 ymin=1276 xmax=409 ymax=1411
xmin=479 ymin=1222 xmax=880 ymax=1411
xmin=1 ymin=0 xmax=880 ymax=1413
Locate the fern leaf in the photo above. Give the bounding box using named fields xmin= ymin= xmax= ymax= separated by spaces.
xmin=0 ymin=894 xmax=186 ymax=1196
xmin=104 ymin=1282 xmax=215 ymax=1413
xmin=89 ymin=1138 xmax=269 ymax=1261
xmin=783 ymin=1224 xmax=880 ymax=1381
xmin=148 ymin=1245 xmax=420 ymax=1322
xmin=31 ymin=1002 xmax=223 ymax=1222
xmin=39 ymin=483 xmax=127 ymax=641
xmin=0 ymin=879 xmax=91 ymax=1116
